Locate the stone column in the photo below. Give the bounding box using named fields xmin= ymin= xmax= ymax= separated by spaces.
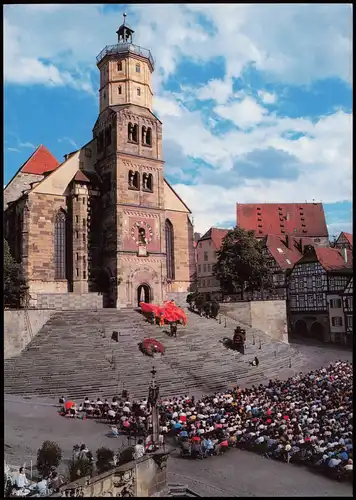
xmin=71 ymin=182 xmax=89 ymax=294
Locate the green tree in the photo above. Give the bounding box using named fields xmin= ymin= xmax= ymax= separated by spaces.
xmin=213 ymin=227 xmax=272 ymax=300
xmin=96 ymin=447 xmax=114 ymax=474
xmin=36 ymin=441 xmax=62 ymax=479
xmin=4 ymin=239 xmax=29 ymax=308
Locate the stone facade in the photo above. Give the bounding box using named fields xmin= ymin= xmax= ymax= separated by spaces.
xmin=220 ymin=300 xmax=289 ymax=343
xmin=4 ymin=25 xmax=194 ymax=310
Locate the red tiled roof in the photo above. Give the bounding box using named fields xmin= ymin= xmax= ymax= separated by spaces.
xmin=314 ymin=247 xmax=353 ymax=271
xmin=236 ymin=203 xmax=328 ymax=238
xmin=21 ymin=145 xmax=60 ymax=175
xmin=265 ymin=234 xmax=304 ymax=269
xmin=73 ymin=170 xmax=90 ymax=183
xmin=339 ymin=232 xmax=353 ymax=246
xmin=199 ymin=227 xmax=229 ymax=250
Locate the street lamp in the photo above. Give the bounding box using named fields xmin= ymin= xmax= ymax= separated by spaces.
xmin=148 ymin=366 xmax=160 ymax=449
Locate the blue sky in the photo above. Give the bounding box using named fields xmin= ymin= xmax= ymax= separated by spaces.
xmin=4 ymin=4 xmax=352 ymax=236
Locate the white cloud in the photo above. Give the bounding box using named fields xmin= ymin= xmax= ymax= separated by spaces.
xmin=258 ymin=90 xmax=277 ymax=104
xmin=58 ymin=137 xmax=79 ymax=149
xmin=7 ymin=147 xmax=21 ymax=153
xmin=18 ymin=141 xmax=36 ymax=149
xmin=215 ymin=97 xmax=268 ymax=129
xmin=198 ymin=78 xmax=233 ymax=105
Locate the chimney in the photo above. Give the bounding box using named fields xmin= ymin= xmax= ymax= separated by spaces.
xmin=343 ymin=247 xmax=348 ymax=263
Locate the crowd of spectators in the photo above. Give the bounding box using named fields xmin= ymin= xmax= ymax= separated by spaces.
xmin=59 ymin=360 xmax=352 ymax=481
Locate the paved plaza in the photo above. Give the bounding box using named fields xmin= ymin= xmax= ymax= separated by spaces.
xmin=4 ymin=341 xmax=352 ymax=497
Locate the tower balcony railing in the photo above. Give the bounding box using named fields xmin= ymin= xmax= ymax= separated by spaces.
xmin=96 ymin=43 xmax=155 ymax=69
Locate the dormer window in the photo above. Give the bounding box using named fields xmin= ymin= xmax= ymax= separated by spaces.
xmin=136 ymin=63 xmax=140 ymax=73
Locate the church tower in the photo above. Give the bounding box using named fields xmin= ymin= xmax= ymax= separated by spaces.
xmin=93 ymin=14 xmax=166 ymax=308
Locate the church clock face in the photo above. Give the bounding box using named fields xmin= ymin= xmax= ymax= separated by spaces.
xmin=130 ymin=220 xmax=153 ymax=245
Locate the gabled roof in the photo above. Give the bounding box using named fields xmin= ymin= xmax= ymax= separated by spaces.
xmin=336 ymin=231 xmax=353 ymax=247
xmin=199 ymin=228 xmax=229 ymax=250
xmin=21 ymin=144 xmax=59 ymax=175
xmin=236 ymin=203 xmax=328 ymax=238
xmin=5 ymin=144 xmax=60 ymax=190
xmin=73 ymin=170 xmax=90 ymax=183
xmin=294 ymin=246 xmax=353 ymax=272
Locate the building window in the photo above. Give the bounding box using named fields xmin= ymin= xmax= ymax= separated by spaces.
xmin=208 ymin=264 xmax=211 ymax=272
xmin=316 ymin=275 xmax=322 ymax=287
xmin=198 ymin=265 xmax=201 ymax=273
xmin=330 ymin=298 xmax=342 ymax=308
xmin=76 ymin=253 xmax=79 ymax=260
xmin=103 ymin=92 xmax=106 ymax=100
xmin=117 ymin=61 xmax=122 ymax=71
xmin=76 ymin=268 xmax=79 ymax=277
xmin=54 ymin=210 xmax=67 ymax=280
xmin=118 ymin=85 xmax=122 ymax=95
xmin=136 ymin=63 xmax=140 ymax=73
xmin=306 ymin=276 xmax=312 ymax=289
xmin=203 ymin=264 xmax=206 ymax=272
xmin=128 ymin=170 xmax=140 ymax=190
xmin=346 ymin=315 xmax=353 ymax=327
xmin=142 ymin=172 xmax=153 ymax=192
xmin=165 ymin=219 xmax=175 ymax=280
xmin=316 ymin=293 xmax=323 ymax=306
xmin=128 ymin=122 xmax=138 ymax=142
xmin=331 ymin=316 xmax=343 ymax=327
xmin=75 ymin=231 xmax=79 ymax=239
xmin=137 ymin=87 xmax=141 ymax=96
xmin=204 ymin=251 xmax=208 ymax=262
xmin=83 ymin=271 xmax=86 ymax=279
xmin=83 ymin=218 xmax=86 ymax=227
xmin=76 ymin=215 xmax=79 ymax=223
xmin=146 ymin=127 xmax=152 ymax=146
xmin=82 ymin=197 xmax=85 ymax=205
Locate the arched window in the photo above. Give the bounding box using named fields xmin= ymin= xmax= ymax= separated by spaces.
xmin=117 ymin=61 xmax=122 ymax=71
xmin=118 ymin=85 xmax=122 ymax=95
xmin=146 ymin=127 xmax=152 ymax=146
xmin=128 ymin=170 xmax=139 ymax=190
xmin=142 ymin=126 xmax=147 ymax=144
xmin=132 ymin=124 xmax=138 ymax=142
xmin=142 ymin=173 xmax=153 ymax=192
xmin=165 ymin=219 xmax=175 ymax=280
xmin=54 ymin=210 xmax=67 ymax=280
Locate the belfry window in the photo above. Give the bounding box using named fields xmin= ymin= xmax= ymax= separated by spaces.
xmin=117 ymin=61 xmax=122 ymax=71
xmin=146 ymin=127 xmax=152 ymax=146
xmin=128 ymin=170 xmax=140 ymax=190
xmin=165 ymin=219 xmax=175 ymax=280
xmin=54 ymin=210 xmax=67 ymax=280
xmin=128 ymin=123 xmax=138 ymax=143
xmin=142 ymin=173 xmax=153 ymax=192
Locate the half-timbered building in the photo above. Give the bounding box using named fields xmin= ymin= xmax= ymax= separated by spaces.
xmin=342 ymin=276 xmax=353 ymax=347
xmin=287 ymin=246 xmax=352 ymax=344
xmin=334 ymin=231 xmax=353 ymax=251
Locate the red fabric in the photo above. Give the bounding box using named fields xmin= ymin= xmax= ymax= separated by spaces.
xmin=179 ymin=415 xmax=187 ymax=423
xmin=283 ymin=416 xmax=290 ymax=420
xmin=220 ymin=440 xmax=229 ymax=447
xmin=266 ymin=419 xmax=272 ymax=424
xmin=192 ymin=436 xmax=200 ymax=442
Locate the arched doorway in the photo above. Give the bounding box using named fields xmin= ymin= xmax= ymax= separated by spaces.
xmin=294 ymin=319 xmax=308 ymax=336
xmin=137 ymin=284 xmax=151 ymax=306
xmin=310 ymin=321 xmax=324 ymax=342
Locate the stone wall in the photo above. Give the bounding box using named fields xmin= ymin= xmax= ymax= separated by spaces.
xmin=36 ymin=293 xmax=103 ymax=310
xmin=165 ymin=291 xmax=188 ymax=308
xmin=4 ymin=172 xmax=43 ymax=208
xmin=4 ymin=309 xmax=54 ymax=359
xmin=220 ymin=300 xmax=288 ymax=343
xmin=52 ymin=453 xmax=169 ymax=498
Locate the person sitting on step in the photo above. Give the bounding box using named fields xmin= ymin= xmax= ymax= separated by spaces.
xmin=249 ymin=356 xmax=259 ymax=367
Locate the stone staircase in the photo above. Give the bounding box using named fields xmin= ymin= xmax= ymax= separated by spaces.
xmin=4 ymin=309 xmax=306 ymax=401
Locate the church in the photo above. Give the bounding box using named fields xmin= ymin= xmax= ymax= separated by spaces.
xmin=4 ymin=18 xmax=195 ymax=310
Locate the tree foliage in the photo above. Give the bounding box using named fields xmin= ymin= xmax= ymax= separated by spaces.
xmin=36 ymin=441 xmax=62 ymax=479
xmin=96 ymin=447 xmax=114 ymax=474
xmin=4 ymin=239 xmax=29 ymax=308
xmin=213 ymin=227 xmax=272 ymax=299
